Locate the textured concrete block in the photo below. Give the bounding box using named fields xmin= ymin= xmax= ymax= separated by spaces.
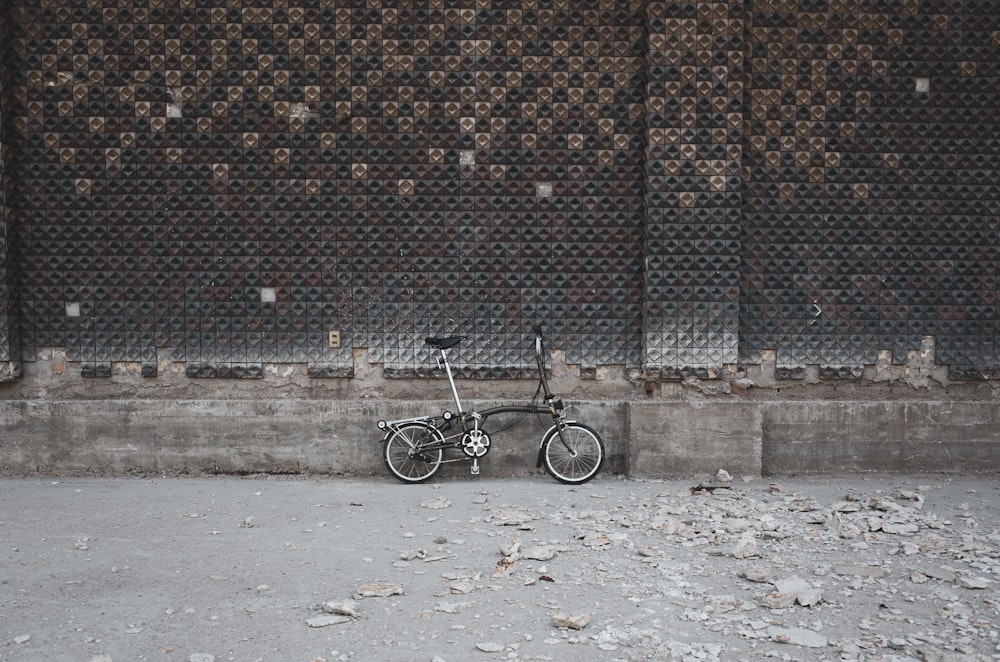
xmin=761 ymin=401 xmax=1000 ymax=474
xmin=628 ymin=401 xmax=762 ymax=478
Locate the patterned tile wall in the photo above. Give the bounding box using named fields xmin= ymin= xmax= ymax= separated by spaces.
xmin=0 ymin=1 xmax=17 ymax=376
xmin=741 ymin=0 xmax=1000 ymax=379
xmin=2 ymin=0 xmax=999 ymax=381
xmin=7 ymin=0 xmax=648 ymax=378
xmin=642 ymin=0 xmax=743 ymax=377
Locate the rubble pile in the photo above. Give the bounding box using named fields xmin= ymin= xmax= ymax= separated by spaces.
xmin=2 ymin=475 xmax=998 ymax=661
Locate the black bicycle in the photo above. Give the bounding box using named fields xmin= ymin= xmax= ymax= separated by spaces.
xmin=376 ymin=326 xmax=606 ymax=484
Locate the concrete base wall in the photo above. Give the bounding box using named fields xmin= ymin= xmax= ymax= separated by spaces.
xmin=760 ymin=401 xmax=1000 ymax=474
xmin=2 ymin=397 xmax=998 ymax=477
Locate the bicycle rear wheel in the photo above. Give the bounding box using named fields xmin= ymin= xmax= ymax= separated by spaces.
xmin=541 ymin=422 xmax=605 ymax=484
xmin=383 ymin=422 xmax=444 ymax=483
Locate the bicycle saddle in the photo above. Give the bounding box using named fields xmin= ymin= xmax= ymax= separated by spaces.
xmin=425 ymin=336 xmax=465 ymax=350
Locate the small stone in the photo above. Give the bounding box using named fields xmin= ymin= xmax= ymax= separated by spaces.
xmin=582 ymin=534 xmax=611 ymax=548
xmin=797 ymin=588 xmax=823 ymax=606
xmin=922 ymin=566 xmax=957 ymax=582
xmin=476 ymin=642 xmax=504 ymax=653
xmin=357 ymin=583 xmax=404 ymax=598
xmin=833 ymin=515 xmax=862 ymax=539
xmin=767 ymin=627 xmax=828 ymax=648
xmin=487 ymin=509 xmax=534 ymax=526
xmin=434 ymin=536 xmax=448 ymax=544
xmin=436 ymin=601 xmax=472 ymax=614
xmin=499 ymin=538 xmax=521 ymax=558
xmin=421 ymin=497 xmax=452 ymax=510
xmin=14 ymin=635 xmax=31 ymax=645
xmin=756 ymin=575 xmax=822 ymax=608
xmin=742 ymin=566 xmax=773 ymax=583
xmin=399 ymin=548 xmax=427 ymax=561
xmin=882 ymin=523 xmax=919 ymax=535
xmin=306 ymin=615 xmax=352 ymax=628
xmin=189 ymin=655 xmax=215 ymax=662
xmin=889 ymin=637 xmax=908 ymax=649
xmin=492 ymin=556 xmax=515 ymax=578
xmin=322 ymin=600 xmax=359 ymax=617
xmin=521 ymin=545 xmax=557 ymax=561
xmin=958 ymin=575 xmax=991 ymax=589
xmin=449 ymin=579 xmax=475 ymax=594
xmin=731 ymin=534 xmax=758 ymax=559
xmin=550 ymin=613 xmax=590 ymax=630
xmin=760 ymin=591 xmax=797 ymax=609
xmin=716 ymin=469 xmax=732 ymax=483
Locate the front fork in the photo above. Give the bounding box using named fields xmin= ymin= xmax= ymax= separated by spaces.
xmin=535 ymin=396 xmax=572 ymax=468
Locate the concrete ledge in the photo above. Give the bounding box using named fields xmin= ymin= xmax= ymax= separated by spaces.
xmin=0 ymin=398 xmax=998 ymax=477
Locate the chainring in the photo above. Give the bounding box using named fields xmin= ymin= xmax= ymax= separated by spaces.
xmin=461 ymin=429 xmax=492 ymax=458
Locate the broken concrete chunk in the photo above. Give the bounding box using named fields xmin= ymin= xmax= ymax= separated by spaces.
xmin=306 ymin=614 xmax=352 ymax=628
xmin=767 ymin=626 xmax=828 ymax=648
xmin=731 ymin=534 xmax=759 ymax=559
xmin=958 ymin=575 xmax=991 ymax=589
xmin=521 ymin=545 xmax=557 ymax=561
xmin=449 ymin=579 xmax=475 ymax=594
xmin=322 ymin=600 xmax=359 ymax=617
xmin=551 ymin=612 xmax=590 ymax=629
xmin=357 ymin=583 xmax=404 ymax=598
xmin=742 ymin=565 xmax=774 ymax=583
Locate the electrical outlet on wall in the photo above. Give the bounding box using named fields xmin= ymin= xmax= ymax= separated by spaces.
xmin=328 ymin=330 xmax=341 ymax=349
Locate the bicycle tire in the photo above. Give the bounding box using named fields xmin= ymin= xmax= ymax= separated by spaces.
xmin=541 ymin=422 xmax=605 ymax=484
xmin=383 ymin=422 xmax=445 ymax=483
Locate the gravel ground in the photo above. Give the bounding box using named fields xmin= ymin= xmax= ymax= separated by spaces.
xmin=1 ymin=472 xmax=999 ymax=662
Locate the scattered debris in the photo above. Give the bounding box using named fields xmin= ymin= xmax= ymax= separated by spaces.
xmin=7 ymin=476 xmax=999 ymax=660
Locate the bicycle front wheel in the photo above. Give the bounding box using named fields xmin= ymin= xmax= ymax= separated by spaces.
xmin=541 ymin=422 xmax=605 ymax=484
xmin=383 ymin=422 xmax=445 ymax=483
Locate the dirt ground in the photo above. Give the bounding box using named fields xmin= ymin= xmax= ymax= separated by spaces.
xmin=1 ymin=471 xmax=998 ymax=662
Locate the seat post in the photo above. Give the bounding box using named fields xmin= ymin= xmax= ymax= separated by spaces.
xmin=439 ymin=348 xmax=464 ymax=413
